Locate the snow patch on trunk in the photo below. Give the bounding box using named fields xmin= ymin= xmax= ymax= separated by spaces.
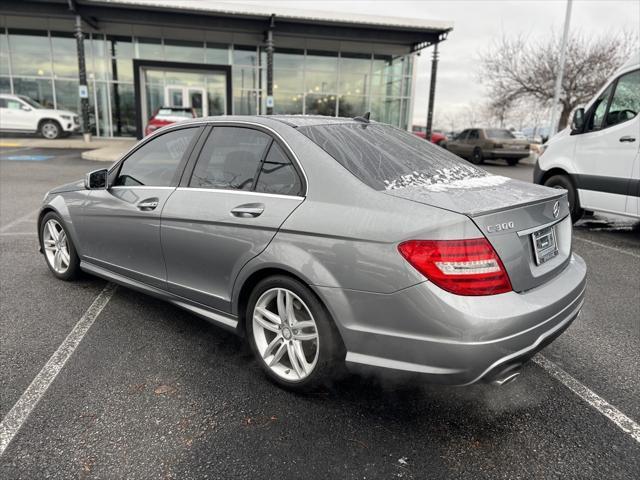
xmin=384 ymin=165 xmax=509 ymax=192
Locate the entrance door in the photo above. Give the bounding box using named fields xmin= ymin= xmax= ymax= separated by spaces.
xmin=164 ymin=86 xmax=208 ymax=117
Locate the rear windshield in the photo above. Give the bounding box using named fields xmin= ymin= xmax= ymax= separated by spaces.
xmin=298 ymin=123 xmax=488 ymax=191
xmin=486 ymin=129 xmax=515 ymax=139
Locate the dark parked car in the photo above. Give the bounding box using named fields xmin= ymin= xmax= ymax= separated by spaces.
xmin=443 ymin=128 xmax=531 ymax=165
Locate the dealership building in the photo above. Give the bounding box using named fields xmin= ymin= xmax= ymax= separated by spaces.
xmin=0 ymin=0 xmax=451 ymax=138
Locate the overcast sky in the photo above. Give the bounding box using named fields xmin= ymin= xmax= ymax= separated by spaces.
xmin=214 ymin=0 xmax=639 ymax=127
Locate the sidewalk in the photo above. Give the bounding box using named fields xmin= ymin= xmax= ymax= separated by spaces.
xmin=0 ymin=136 xmax=137 ymax=162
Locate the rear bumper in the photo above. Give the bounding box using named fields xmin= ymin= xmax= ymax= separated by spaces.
xmin=485 ymin=149 xmax=530 ymax=159
xmin=315 ymin=253 xmax=586 ymax=385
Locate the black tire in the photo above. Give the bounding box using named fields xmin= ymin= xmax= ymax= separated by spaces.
xmin=543 ymin=174 xmax=584 ymax=223
xmin=470 ymin=147 xmax=484 ymax=165
xmin=507 ymin=158 xmax=519 ymax=166
xmin=39 ymin=211 xmax=80 ymax=280
xmin=246 ymin=275 xmax=343 ymax=392
xmin=39 ymin=120 xmax=62 ymax=139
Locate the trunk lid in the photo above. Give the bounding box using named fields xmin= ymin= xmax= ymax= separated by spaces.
xmin=384 ymin=173 xmax=571 ymax=292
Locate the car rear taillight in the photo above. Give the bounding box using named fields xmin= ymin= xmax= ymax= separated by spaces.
xmin=398 ymin=238 xmax=512 ymax=296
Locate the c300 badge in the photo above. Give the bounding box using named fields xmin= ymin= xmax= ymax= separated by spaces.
xmin=486 ymin=221 xmax=515 ymax=233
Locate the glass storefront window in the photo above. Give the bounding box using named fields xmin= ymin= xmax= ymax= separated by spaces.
xmin=145 ymin=83 xmax=163 ymax=119
xmin=338 ymin=95 xmax=367 ymax=118
xmin=13 ymin=77 xmax=54 ymax=108
xmin=110 ymin=36 xmax=133 ymax=59
xmin=340 ymin=53 xmax=371 ymax=76
xmin=274 ymin=48 xmax=304 ymax=70
xmin=274 ymin=92 xmax=303 ymax=114
xmin=8 ymin=30 xmax=52 ymax=77
xmin=206 ymin=43 xmax=228 ymax=64
xmin=111 ymin=82 xmax=136 ymax=136
xmin=339 ymin=73 xmax=368 ymax=96
xmin=371 ymin=96 xmax=401 ymax=127
xmin=306 ymin=50 xmax=338 ymax=71
xmin=371 ymin=74 xmax=402 ymax=97
xmin=275 ymin=69 xmax=303 ymax=92
xmin=1 ymin=31 xmax=10 ymax=76
xmin=136 ymin=37 xmax=162 ymax=59
xmin=51 ymin=34 xmax=78 ymax=79
xmin=113 ymin=58 xmax=132 ymax=82
xmin=305 ymin=93 xmax=336 ymax=116
xmin=0 ymin=77 xmax=10 ymax=93
xmin=234 ymin=89 xmax=257 ymax=115
xmin=233 ymin=46 xmax=259 ymax=67
xmin=305 ymin=70 xmax=336 ymax=94
xmin=233 ymin=66 xmax=258 ymax=90
xmin=55 ymin=79 xmax=79 ymax=112
xmin=164 ymin=39 xmax=205 ymax=63
xmin=94 ymin=81 xmax=111 ymax=137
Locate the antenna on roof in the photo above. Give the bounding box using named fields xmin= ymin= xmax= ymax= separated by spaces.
xmin=353 ymin=112 xmax=371 ymax=123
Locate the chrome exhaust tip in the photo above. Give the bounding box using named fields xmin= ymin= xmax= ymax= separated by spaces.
xmin=491 ymin=370 xmax=521 ymax=386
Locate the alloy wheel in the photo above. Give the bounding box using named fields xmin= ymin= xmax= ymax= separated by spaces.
xmin=43 ymin=219 xmax=70 ymax=274
xmin=252 ymin=287 xmax=319 ymax=382
xmin=42 ymin=122 xmax=59 ymax=139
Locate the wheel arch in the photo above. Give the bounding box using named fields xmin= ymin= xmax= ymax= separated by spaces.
xmin=37 ymin=118 xmax=62 ymax=130
xmin=233 ymin=265 xmax=346 ymax=355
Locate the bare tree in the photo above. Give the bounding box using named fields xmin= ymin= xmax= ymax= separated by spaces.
xmin=480 ymin=30 xmax=637 ymax=131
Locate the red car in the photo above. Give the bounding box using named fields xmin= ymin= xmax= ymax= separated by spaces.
xmin=412 ymin=127 xmax=447 ymax=145
xmin=144 ymin=107 xmax=196 ymax=136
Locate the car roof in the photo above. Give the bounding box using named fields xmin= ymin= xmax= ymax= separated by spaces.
xmin=179 ymin=115 xmax=378 ymax=129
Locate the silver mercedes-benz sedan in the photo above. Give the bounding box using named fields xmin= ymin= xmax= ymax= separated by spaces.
xmin=38 ymin=115 xmax=586 ymax=391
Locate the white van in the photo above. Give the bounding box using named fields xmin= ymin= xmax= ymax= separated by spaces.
xmin=534 ymin=53 xmax=640 ymax=222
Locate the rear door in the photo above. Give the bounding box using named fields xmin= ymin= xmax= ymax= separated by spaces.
xmin=77 ymin=126 xmax=201 ymax=288
xmin=574 ymin=69 xmax=640 ymax=214
xmin=161 ymin=125 xmax=305 ymax=312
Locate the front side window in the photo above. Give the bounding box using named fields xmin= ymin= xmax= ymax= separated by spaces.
xmin=606 ymin=70 xmax=640 ymax=127
xmin=190 ymin=127 xmax=271 ymax=190
xmin=468 ymin=130 xmax=479 ymax=140
xmin=115 ymin=127 xmax=197 ymax=187
xmin=455 ymin=130 xmax=469 ymax=140
xmin=255 ymin=143 xmax=302 ymax=196
xmin=588 ymin=84 xmax=614 ymax=131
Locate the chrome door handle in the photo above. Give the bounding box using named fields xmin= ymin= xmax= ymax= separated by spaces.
xmin=231 ymin=203 xmax=264 ymax=218
xmin=137 ymin=200 xmax=159 ymax=210
xmin=620 ymin=136 xmax=636 ymax=142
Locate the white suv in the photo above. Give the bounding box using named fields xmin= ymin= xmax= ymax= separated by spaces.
xmin=0 ymin=94 xmax=80 ymax=139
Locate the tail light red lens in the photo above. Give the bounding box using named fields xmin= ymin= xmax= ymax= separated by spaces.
xmin=398 ymin=238 xmax=512 ymax=296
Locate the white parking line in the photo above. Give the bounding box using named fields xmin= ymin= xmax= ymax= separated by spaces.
xmin=0 ymin=232 xmax=37 ymax=237
xmin=0 ymin=283 xmax=117 ymax=456
xmin=574 ymin=236 xmax=640 ymax=259
xmin=0 ymin=208 xmax=40 ymax=234
xmin=534 ymin=355 xmax=640 ymax=444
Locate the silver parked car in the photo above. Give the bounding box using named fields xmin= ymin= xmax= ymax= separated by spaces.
xmin=38 ymin=116 xmax=586 ymax=391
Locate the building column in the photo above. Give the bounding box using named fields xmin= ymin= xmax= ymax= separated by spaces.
xmin=425 ymin=42 xmax=439 ymax=141
xmin=74 ymin=15 xmax=91 ymax=142
xmin=265 ymin=15 xmax=275 ymax=115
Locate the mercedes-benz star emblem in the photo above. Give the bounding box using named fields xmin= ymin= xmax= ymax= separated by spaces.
xmin=553 ymin=201 xmax=560 ymax=219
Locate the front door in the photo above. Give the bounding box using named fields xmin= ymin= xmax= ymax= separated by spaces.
xmin=77 ymin=126 xmax=201 ymax=288
xmin=161 ymin=125 xmax=305 ymax=313
xmin=164 ymin=86 xmax=208 ymax=117
xmin=574 ymin=69 xmax=640 ymax=214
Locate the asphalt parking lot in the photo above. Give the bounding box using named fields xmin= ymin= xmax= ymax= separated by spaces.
xmin=1 ymin=147 xmax=639 ymax=479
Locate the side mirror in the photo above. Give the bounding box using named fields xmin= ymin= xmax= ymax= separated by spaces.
xmin=571 ymin=108 xmax=585 ymax=133
xmin=21 ymin=105 xmax=31 ymax=111
xmin=85 ymin=169 xmax=109 ymax=190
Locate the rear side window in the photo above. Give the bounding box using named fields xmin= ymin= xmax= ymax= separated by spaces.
xmin=190 ymin=127 xmax=271 ymax=190
xmin=115 ymin=127 xmax=197 ymax=187
xmin=255 ymin=143 xmax=302 ymax=196
xmin=299 ymin=123 xmax=487 ymax=191
xmin=468 ymin=129 xmax=479 ymax=140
